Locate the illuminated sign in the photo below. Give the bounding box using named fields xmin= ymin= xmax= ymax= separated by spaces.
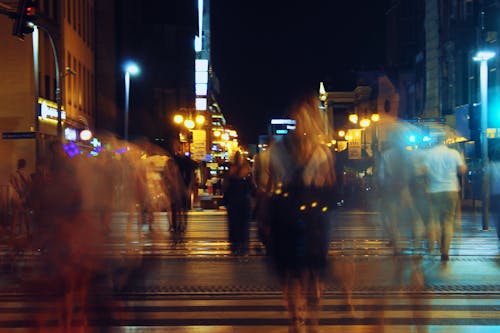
xmin=271 ymin=119 xmax=296 ymax=125
xmin=195 ymin=71 xmax=208 ymax=84
xmin=196 ymin=98 xmax=207 ymax=110
xmin=271 ymin=118 xmax=296 ymax=135
xmin=38 ymin=98 xmax=66 ymax=121
xmin=196 ymin=83 xmax=208 ymax=96
xmin=64 ymin=128 xmax=77 ymax=141
xmin=195 ymin=59 xmax=209 ymax=72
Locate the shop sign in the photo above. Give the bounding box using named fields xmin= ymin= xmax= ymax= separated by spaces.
xmin=2 ymin=131 xmax=36 ymax=139
xmin=347 ymin=129 xmax=362 ymax=159
xmin=38 ymin=98 xmax=66 ymax=121
xmin=191 ymin=129 xmax=207 ymax=161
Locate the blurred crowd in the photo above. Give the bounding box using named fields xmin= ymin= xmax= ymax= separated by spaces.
xmin=2 ymin=93 xmax=500 ymax=332
xmin=3 ymin=134 xmax=198 ymax=332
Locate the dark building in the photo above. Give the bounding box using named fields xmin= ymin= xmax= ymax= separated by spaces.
xmin=385 ymin=0 xmax=426 ymax=119
xmin=386 ymin=0 xmax=500 ymax=124
xmin=115 ymin=0 xmax=198 ymax=145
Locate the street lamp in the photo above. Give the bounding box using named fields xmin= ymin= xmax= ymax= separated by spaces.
xmin=172 ymin=113 xmax=205 ymax=157
xmin=349 ymin=114 xmax=358 ymax=124
xmin=473 ymin=50 xmax=495 ymax=230
xmin=32 ymin=24 xmax=63 ymax=138
xmin=360 ymin=118 xmax=371 ymax=156
xmin=123 ymin=61 xmax=140 ymax=141
xmin=371 ymin=113 xmax=380 ymax=157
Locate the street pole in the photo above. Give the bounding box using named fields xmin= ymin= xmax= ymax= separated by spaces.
xmin=473 ymin=50 xmax=495 ymax=230
xmin=32 ymin=26 xmax=39 ymax=164
xmin=35 ymin=24 xmax=62 ymax=138
xmin=124 ymin=70 xmax=130 ymax=141
xmin=123 ymin=62 xmax=139 ymax=141
xmin=479 ymin=58 xmax=489 ymax=231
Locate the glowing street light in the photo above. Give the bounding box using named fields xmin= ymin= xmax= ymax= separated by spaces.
xmin=195 ymin=114 xmax=205 ymax=125
xmin=360 ymin=118 xmax=371 ymax=128
xmin=123 ymin=61 xmax=140 ymax=141
xmin=473 ymin=49 xmax=495 ymax=230
xmin=349 ymin=114 xmax=358 ymax=124
xmin=173 ymin=114 xmax=184 ymax=124
xmin=184 ymin=119 xmax=195 ymax=129
xmin=371 ymin=114 xmax=380 ymax=157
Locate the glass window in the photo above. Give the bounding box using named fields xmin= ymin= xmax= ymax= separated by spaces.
xmin=67 ymin=52 xmax=72 ymax=105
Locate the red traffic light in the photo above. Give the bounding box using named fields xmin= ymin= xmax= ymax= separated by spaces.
xmin=12 ymin=0 xmax=38 ymax=37
xmin=25 ymin=0 xmax=37 ymax=18
xmin=26 ymin=6 xmax=36 ymax=17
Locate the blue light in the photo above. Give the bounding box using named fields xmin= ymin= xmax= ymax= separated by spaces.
xmin=423 ymin=135 xmax=431 ymax=142
xmin=124 ymin=61 xmax=140 ymax=75
xmin=409 ymin=135 xmax=416 ymax=143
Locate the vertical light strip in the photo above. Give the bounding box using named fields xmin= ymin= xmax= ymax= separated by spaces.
xmin=195 ymin=0 xmax=204 ymax=51
xmin=32 ymin=26 xmax=39 ymax=130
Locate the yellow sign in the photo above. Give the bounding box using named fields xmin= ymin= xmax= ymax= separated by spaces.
xmin=347 ymin=129 xmax=362 ymax=159
xmin=38 ymin=97 xmax=66 ymax=121
xmin=191 ymin=129 xmax=207 ymax=161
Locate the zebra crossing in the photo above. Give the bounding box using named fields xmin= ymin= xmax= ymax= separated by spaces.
xmin=0 ymin=210 xmax=498 ymax=332
xmin=0 ymin=292 xmax=498 ymax=332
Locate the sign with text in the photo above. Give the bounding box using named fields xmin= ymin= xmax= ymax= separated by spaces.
xmin=347 ymin=129 xmax=362 ymax=159
xmin=38 ymin=97 xmax=66 ymax=121
xmin=2 ymin=132 xmax=36 ymax=139
xmin=191 ymin=129 xmax=207 ymax=161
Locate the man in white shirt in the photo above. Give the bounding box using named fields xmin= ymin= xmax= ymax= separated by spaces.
xmin=422 ymin=136 xmax=466 ymax=261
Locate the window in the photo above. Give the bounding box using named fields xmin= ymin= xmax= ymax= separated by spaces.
xmin=67 ymin=52 xmax=72 ymax=105
xmin=44 ymin=74 xmax=51 ymax=99
xmin=72 ymin=0 xmax=76 ymax=30
xmin=78 ymin=61 xmax=82 ymax=109
xmin=464 ymin=0 xmax=473 ymax=19
xmin=67 ymin=0 xmax=71 ymax=23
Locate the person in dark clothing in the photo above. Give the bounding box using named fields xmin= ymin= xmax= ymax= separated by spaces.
xmin=163 ymin=156 xmax=187 ymax=233
xmin=223 ymin=151 xmax=253 ymax=256
xmin=174 ymin=153 xmax=197 ymax=214
xmin=267 ymin=94 xmax=337 ymax=333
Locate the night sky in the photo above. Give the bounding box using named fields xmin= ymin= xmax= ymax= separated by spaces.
xmin=211 ymin=0 xmax=391 ymax=145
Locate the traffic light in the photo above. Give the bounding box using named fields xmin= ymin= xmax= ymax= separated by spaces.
xmin=12 ymin=0 xmax=37 ymax=38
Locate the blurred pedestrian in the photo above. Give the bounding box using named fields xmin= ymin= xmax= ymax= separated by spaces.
xmin=223 ymin=150 xmax=253 ymax=256
xmin=163 ymin=156 xmax=187 ymax=233
xmin=34 ymin=140 xmax=86 ymax=331
xmin=252 ymin=146 xmax=272 ymax=253
xmin=267 ymin=94 xmax=336 ymax=333
xmin=9 ymin=158 xmax=31 ymax=236
xmin=489 ymin=142 xmax=500 ymax=241
xmin=421 ymin=134 xmax=466 ymax=261
xmin=174 ymin=150 xmax=197 ymax=227
xmin=375 ymin=125 xmax=421 ymax=254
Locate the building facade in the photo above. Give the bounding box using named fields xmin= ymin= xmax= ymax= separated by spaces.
xmin=386 ymin=0 xmax=499 ymax=126
xmin=0 ymin=0 xmax=96 ymax=183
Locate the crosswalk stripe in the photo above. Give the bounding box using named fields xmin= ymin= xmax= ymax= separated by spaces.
xmin=0 ymin=295 xmax=498 ymax=328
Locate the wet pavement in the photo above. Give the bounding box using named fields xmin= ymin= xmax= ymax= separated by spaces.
xmin=0 ymin=207 xmax=498 ymax=332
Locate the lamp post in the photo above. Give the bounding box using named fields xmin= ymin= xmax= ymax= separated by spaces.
xmin=473 ymin=50 xmax=495 ymax=231
xmin=370 ymin=113 xmax=380 ymax=158
xmin=33 ymin=24 xmax=62 ymax=138
xmin=173 ymin=113 xmax=205 ymax=158
xmin=124 ymin=62 xmax=140 ymax=141
xmin=360 ymin=118 xmax=371 ymax=156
